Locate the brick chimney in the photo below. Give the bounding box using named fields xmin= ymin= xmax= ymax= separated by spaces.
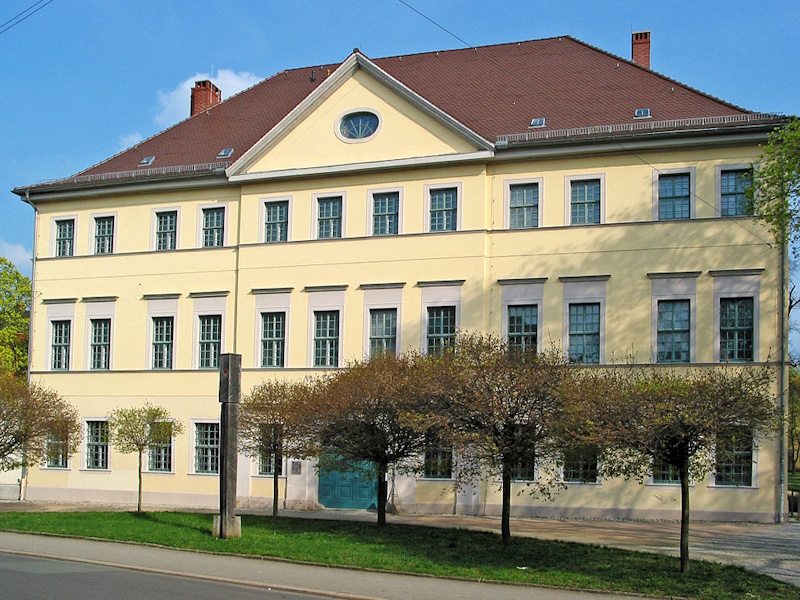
xmin=190 ymin=80 xmax=222 ymax=117
xmin=631 ymin=31 xmax=651 ymax=69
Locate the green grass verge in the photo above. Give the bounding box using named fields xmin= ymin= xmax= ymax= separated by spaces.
xmin=788 ymin=472 xmax=800 ymax=492
xmin=0 ymin=511 xmax=795 ymax=600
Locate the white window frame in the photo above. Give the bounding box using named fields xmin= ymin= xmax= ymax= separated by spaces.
xmin=50 ymin=215 xmax=78 ymax=257
xmin=648 ymin=272 xmax=699 ymax=364
xmin=715 ymin=163 xmax=753 ymax=217
xmin=191 ymin=293 xmax=228 ymax=370
xmin=84 ymin=298 xmax=115 ymax=371
xmin=82 ymin=417 xmax=110 ymax=472
xmin=253 ymin=288 xmax=291 ymax=368
xmin=561 ymin=276 xmax=608 ymax=364
xmin=144 ymin=419 xmax=178 ymax=474
xmin=419 ymin=281 xmax=463 ymax=354
xmin=652 ymin=167 xmax=696 ymax=221
xmin=150 ymin=206 xmax=181 ymax=251
xmin=560 ymin=448 xmax=602 ymax=485
xmin=362 ymin=284 xmax=404 ymax=358
xmin=196 ymin=202 xmax=228 ymax=248
xmin=259 ymin=195 xmax=293 ymax=243
xmin=306 ymin=288 xmax=346 ymax=368
xmin=190 ymin=419 xmax=220 ymax=476
xmin=499 ymin=278 xmax=545 ymax=351
xmin=565 ymin=174 xmax=605 ymax=226
xmin=708 ymin=430 xmax=760 ymax=489
xmin=424 ymin=183 xmax=462 ymax=233
xmin=312 ymin=192 xmax=347 ymax=240
xmin=711 ymin=269 xmax=761 ymax=363
xmin=146 ymin=295 xmax=179 ymax=370
xmin=504 ymin=178 xmax=544 ymax=229
xmin=45 ymin=300 xmax=76 ymax=371
xmin=367 ymin=187 xmax=403 ymax=236
xmin=90 ymin=212 xmax=118 ymax=255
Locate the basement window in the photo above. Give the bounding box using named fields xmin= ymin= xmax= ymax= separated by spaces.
xmin=139 ymin=156 xmax=156 ymax=166
xmin=217 ymin=148 xmax=234 ymax=158
xmin=529 ymin=117 xmax=546 ymax=128
xmin=634 ymin=108 xmax=652 ymax=119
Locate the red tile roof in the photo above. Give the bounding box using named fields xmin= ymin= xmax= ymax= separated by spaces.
xmin=51 ymin=37 xmax=765 ymax=184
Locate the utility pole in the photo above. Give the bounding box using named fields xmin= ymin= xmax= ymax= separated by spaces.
xmin=213 ymin=353 xmax=242 ymax=538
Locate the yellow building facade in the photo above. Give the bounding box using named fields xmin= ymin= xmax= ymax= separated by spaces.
xmin=15 ymin=39 xmax=787 ymax=521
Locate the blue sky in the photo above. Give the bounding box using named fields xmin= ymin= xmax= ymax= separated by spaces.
xmin=2 ymin=0 xmax=799 ymax=276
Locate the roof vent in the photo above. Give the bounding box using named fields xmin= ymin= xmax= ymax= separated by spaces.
xmin=138 ymin=156 xmax=155 ymax=166
xmin=529 ymin=117 xmax=546 ymax=128
xmin=634 ymin=108 xmax=651 ymax=119
xmin=217 ymin=148 xmax=234 ymax=158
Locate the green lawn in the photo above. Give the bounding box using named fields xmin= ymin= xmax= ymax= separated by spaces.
xmin=788 ymin=472 xmax=800 ymax=492
xmin=0 ymin=511 xmax=795 ymax=600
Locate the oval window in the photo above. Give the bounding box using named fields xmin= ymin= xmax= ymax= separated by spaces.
xmin=339 ymin=111 xmax=379 ymax=140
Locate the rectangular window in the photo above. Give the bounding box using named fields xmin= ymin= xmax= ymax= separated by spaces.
xmin=317 ymin=197 xmax=342 ymax=239
xmin=314 ymin=310 xmax=339 ymax=367
xmin=46 ymin=434 xmax=69 ymax=468
xmin=715 ymin=428 xmax=753 ymax=486
xmin=570 ymin=179 xmax=601 ymax=225
xmin=148 ymin=438 xmax=172 ymax=472
xmin=156 ymin=211 xmax=177 ymax=251
xmin=264 ymin=201 xmax=289 ymax=243
xmin=657 ymin=300 xmax=690 ymax=363
xmin=259 ymin=450 xmax=283 ymax=476
xmin=202 ymin=207 xmax=225 ymax=247
xmin=369 ymin=308 xmax=397 ymax=357
xmin=423 ymin=447 xmax=453 ymax=478
xmin=568 ymin=303 xmax=600 ymax=364
xmin=195 ymin=423 xmax=220 ymax=474
xmin=508 ymin=305 xmax=537 ymax=352
xmin=55 ymin=219 xmax=74 ymax=257
xmin=261 ymin=312 xmax=286 ymax=368
xmin=720 ymin=169 xmax=752 ymax=216
xmin=152 ymin=316 xmax=174 ymax=370
xmin=720 ymin=298 xmax=754 ymax=362
xmin=198 ymin=315 xmax=221 ymax=369
xmin=563 ymin=446 xmax=598 ymax=483
xmin=652 ymin=460 xmax=680 ymax=485
xmin=51 ymin=320 xmax=70 ymax=370
xmin=658 ymin=173 xmax=691 ymax=220
xmin=429 ymin=187 xmax=457 ymax=232
xmin=426 ymin=306 xmax=456 ymax=356
xmin=90 ymin=318 xmax=111 ymax=370
xmin=511 ymin=456 xmax=537 ymax=481
xmin=509 ymin=183 xmax=539 ymax=229
xmin=258 ymin=424 xmax=283 ymax=476
xmin=94 ymin=216 xmax=114 ymax=254
xmin=86 ymin=421 xmax=108 ymax=470
xmin=372 ymin=191 xmax=399 ymax=236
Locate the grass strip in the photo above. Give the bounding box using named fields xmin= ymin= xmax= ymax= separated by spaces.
xmin=0 ymin=511 xmax=795 ymax=600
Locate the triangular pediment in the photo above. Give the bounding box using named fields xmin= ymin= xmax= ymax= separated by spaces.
xmin=228 ymin=53 xmax=493 ymax=178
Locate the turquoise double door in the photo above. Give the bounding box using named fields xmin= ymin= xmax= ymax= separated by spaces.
xmin=317 ymin=461 xmax=377 ymax=510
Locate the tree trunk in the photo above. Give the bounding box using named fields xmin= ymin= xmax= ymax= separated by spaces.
xmin=501 ymin=466 xmax=512 ymax=545
xmin=679 ymin=458 xmax=690 ymax=573
xmin=377 ymin=464 xmax=388 ymax=527
xmin=137 ymin=450 xmax=143 ymax=513
xmin=272 ymin=446 xmax=280 ymax=517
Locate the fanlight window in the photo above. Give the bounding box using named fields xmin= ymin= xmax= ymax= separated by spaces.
xmin=339 ymin=111 xmax=379 ymax=140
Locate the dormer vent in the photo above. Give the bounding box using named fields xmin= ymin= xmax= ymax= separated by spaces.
xmin=634 ymin=108 xmax=651 ymax=119
xmin=217 ymin=148 xmax=234 ymax=158
xmin=529 ymin=117 xmax=546 ymax=128
xmin=138 ymin=156 xmax=155 ymax=166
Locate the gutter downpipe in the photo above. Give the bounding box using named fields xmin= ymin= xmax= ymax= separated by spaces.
xmin=779 ymin=232 xmax=788 ymax=523
xmin=20 ymin=189 xmax=36 ymax=501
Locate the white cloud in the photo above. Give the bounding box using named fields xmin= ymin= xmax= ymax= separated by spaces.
xmin=0 ymin=239 xmax=32 ymax=277
xmin=155 ymin=69 xmax=262 ymax=127
xmin=118 ymin=132 xmax=143 ymax=151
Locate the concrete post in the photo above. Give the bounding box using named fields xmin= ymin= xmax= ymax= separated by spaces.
xmin=213 ymin=353 xmax=242 ymax=539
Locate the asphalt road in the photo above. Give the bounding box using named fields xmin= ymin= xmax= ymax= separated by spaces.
xmin=0 ymin=551 xmax=328 ymax=600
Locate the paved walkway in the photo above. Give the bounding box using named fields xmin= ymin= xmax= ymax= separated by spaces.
xmin=1 ymin=501 xmax=799 ymax=595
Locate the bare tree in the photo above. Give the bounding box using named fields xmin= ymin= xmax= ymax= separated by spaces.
xmin=107 ymin=404 xmax=184 ymax=512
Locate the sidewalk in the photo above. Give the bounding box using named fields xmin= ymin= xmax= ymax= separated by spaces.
xmin=1 ymin=501 xmax=799 ymax=592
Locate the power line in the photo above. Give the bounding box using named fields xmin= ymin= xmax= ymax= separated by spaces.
xmin=395 ymin=0 xmax=473 ymax=50
xmin=0 ymin=0 xmax=56 ymax=37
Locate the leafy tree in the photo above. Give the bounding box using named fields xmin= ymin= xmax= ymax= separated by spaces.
xmin=0 ymin=256 xmax=31 ymax=378
xmin=442 ymin=333 xmax=573 ymax=545
xmin=107 ymin=404 xmax=184 ymax=512
xmin=789 ymin=367 xmax=800 ymax=474
xmin=749 ymin=117 xmax=800 ymax=246
xmin=0 ymin=374 xmax=80 ymax=471
xmin=309 ymin=351 xmax=436 ymax=527
xmin=239 ymin=379 xmax=311 ymax=517
xmin=570 ymin=365 xmax=778 ymax=573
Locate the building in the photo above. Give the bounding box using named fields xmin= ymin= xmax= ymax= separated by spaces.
xmin=14 ymin=34 xmax=787 ymax=521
